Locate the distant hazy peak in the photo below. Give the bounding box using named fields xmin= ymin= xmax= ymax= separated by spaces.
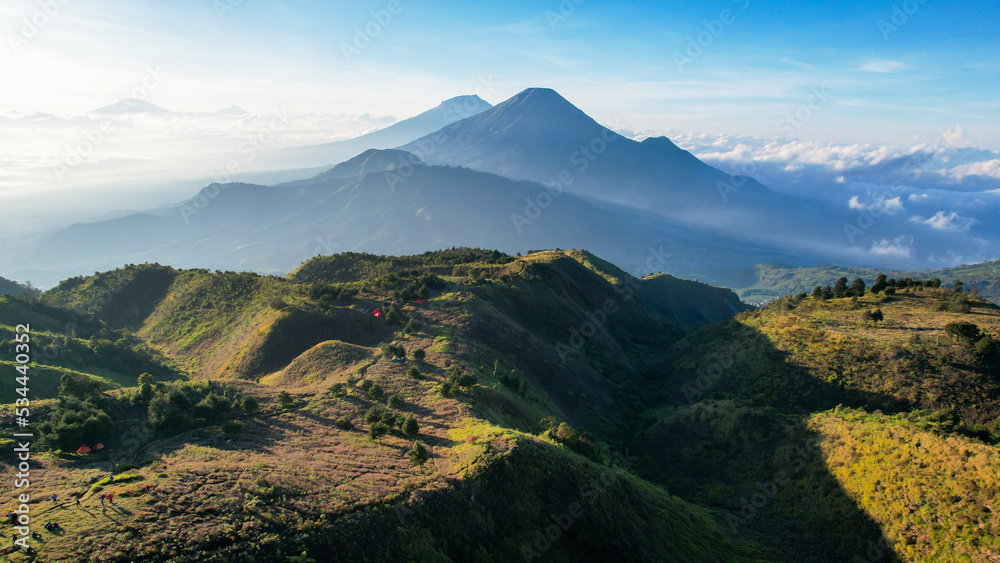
xmin=87 ymin=98 xmax=174 ymax=116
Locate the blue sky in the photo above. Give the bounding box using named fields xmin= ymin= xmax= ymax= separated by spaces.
xmin=1 ymin=0 xmax=998 ymax=146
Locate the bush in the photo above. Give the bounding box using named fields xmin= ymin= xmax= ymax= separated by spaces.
xmin=241 ymin=395 xmax=259 ymax=416
xmin=329 ymin=383 xmax=347 ymax=397
xmin=439 ymin=382 xmax=455 ymax=398
xmin=277 ymin=391 xmax=295 ymax=410
xmin=357 ymin=379 xmax=373 ymax=393
xmin=387 ymin=393 xmax=404 ymax=409
xmin=369 ymin=421 xmax=389 ymax=442
xmin=221 ymin=420 xmax=243 ymax=436
xmin=368 ymin=382 xmax=385 ymax=399
xmin=973 ymin=336 xmax=999 ymax=364
xmin=335 ymin=416 xmax=353 ymax=430
xmin=408 ymin=442 xmax=430 ymax=468
xmin=39 ymin=396 xmax=113 ymax=451
xmin=402 ymin=416 xmax=419 ymax=438
xmin=412 ymin=349 xmax=426 ymax=361
xmin=365 ymin=406 xmax=386 ymax=425
xmin=406 ymin=366 xmax=422 ymax=379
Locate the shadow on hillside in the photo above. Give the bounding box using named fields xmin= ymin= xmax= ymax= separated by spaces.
xmin=639 ymin=323 xmax=905 ymax=562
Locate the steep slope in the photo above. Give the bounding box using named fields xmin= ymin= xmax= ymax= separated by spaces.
xmin=0 ymin=275 xmax=35 ymax=296
xmin=5 ymin=249 xmax=771 ymax=562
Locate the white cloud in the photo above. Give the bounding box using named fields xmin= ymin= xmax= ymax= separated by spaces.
xmin=848 ymin=195 xmax=903 ymax=215
xmin=908 ymin=193 xmax=929 ymax=201
xmin=911 ymin=211 xmax=978 ymax=232
xmin=871 ymin=236 xmax=913 ymax=257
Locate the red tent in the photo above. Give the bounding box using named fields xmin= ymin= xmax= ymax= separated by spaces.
xmin=372 ymin=308 xmax=383 ymax=318
xmin=93 ymin=443 xmax=104 ymax=450
xmin=415 ymin=299 xmax=425 ymax=304
xmin=75 ymin=444 xmax=91 ymax=454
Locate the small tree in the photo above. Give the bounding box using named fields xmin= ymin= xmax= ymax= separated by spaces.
xmin=369 ymin=421 xmax=389 ymax=442
xmin=953 ymin=281 xmax=964 ymax=294
xmin=387 ymin=393 xmax=404 ymax=409
xmin=833 ymin=277 xmax=849 ymax=298
xmin=812 ymin=286 xmax=823 ymax=299
xmin=222 ymin=420 xmax=243 ymax=437
xmin=408 ymin=442 xmax=430 ymax=470
xmin=358 ymin=379 xmax=373 ymax=393
xmin=850 ymin=278 xmax=866 ymax=297
xmin=368 ymin=382 xmax=385 ymax=399
xmin=138 ymin=373 xmax=155 ymax=402
xmin=241 ymin=395 xmax=260 ymax=416
xmin=871 ymin=308 xmax=884 ymax=324
xmin=402 ymin=416 xmax=419 ymax=438
xmin=335 ymin=416 xmax=353 ymax=430
xmin=973 ymin=336 xmax=999 ymax=364
xmin=365 ymin=406 xmax=385 ymax=425
xmin=439 ymin=382 xmax=455 ymax=398
xmin=277 ymin=391 xmax=295 ymax=410
xmin=412 ymin=349 xmax=426 ymax=361
xmin=406 ymin=366 xmax=422 ymax=379
xmin=329 ymin=383 xmax=347 ymax=397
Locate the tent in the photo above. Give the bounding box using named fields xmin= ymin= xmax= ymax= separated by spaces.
xmin=373 ymin=308 xmax=383 ymax=318
xmin=94 ymin=443 xmax=104 ymax=450
xmin=415 ymin=299 xmax=425 ymax=304
xmin=75 ymin=444 xmax=91 ymax=454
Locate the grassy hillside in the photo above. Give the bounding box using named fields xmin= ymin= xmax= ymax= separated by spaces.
xmin=727 ymin=260 xmax=1000 ymax=304
xmin=0 ymin=249 xmax=768 ymax=562
xmin=634 ymin=283 xmax=1000 ymax=561
xmin=0 ymin=275 xmax=37 ymax=297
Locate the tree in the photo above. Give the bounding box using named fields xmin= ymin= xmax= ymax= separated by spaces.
xmin=406 ymin=366 xmax=422 ymax=379
xmin=945 ymin=321 xmax=982 ymax=345
xmin=369 ymin=421 xmax=389 ymax=442
xmin=335 ymin=416 xmax=353 ymax=430
xmin=138 ymin=372 xmax=155 ymax=402
xmin=387 ymin=393 xmax=404 ymax=409
xmin=884 ymin=287 xmax=896 ymax=296
xmin=973 ymin=336 xmax=999 ymax=364
xmin=277 ymin=391 xmax=295 ymax=410
xmin=412 ymin=349 xmax=426 ymax=361
xmin=39 ymin=396 xmax=112 ymax=451
xmin=368 ymin=382 xmax=385 ymax=399
xmin=241 ymin=395 xmax=260 ymax=416
xmin=408 ymin=442 xmax=430 ymax=469
xmin=861 ymin=310 xmax=873 ymax=324
xmin=833 ymin=277 xmax=849 ymax=298
xmin=871 ymin=308 xmax=884 ymax=323
xmin=329 ymin=383 xmax=347 ymax=397
xmin=953 ymin=281 xmax=965 ymax=294
xmin=871 ymin=275 xmax=888 ymax=294
xmin=402 ymin=415 xmax=419 ymax=438
xmin=850 ymin=278 xmax=866 ymax=297
xmin=812 ymin=286 xmax=823 ymax=299
xmin=222 ymin=420 xmax=243 ymax=437
xmin=822 ymin=286 xmax=834 ymax=300
xmin=365 ymin=406 xmax=385 ymax=425
xmin=417 ymin=284 xmax=430 ymax=300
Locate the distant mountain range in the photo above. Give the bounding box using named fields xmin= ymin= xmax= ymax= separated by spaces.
xmin=5 ymin=87 xmax=997 ymax=292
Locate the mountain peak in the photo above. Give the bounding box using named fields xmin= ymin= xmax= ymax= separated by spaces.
xmin=215 ymin=105 xmax=248 ymax=115
xmin=87 ymin=98 xmax=173 ymax=116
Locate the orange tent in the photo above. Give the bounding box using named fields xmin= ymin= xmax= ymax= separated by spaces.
xmin=93 ymin=443 xmax=104 ymax=450
xmin=75 ymin=444 xmax=91 ymax=454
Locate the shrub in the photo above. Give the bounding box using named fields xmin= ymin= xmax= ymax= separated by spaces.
xmin=412 ymin=349 xmax=426 ymax=361
xmin=406 ymin=366 xmax=422 ymax=379
xmin=387 ymin=393 xmax=404 ymax=409
xmin=439 ymin=382 xmax=455 ymax=398
xmin=973 ymin=336 xmax=999 ymax=364
xmin=39 ymin=396 xmax=113 ymax=451
xmin=221 ymin=420 xmax=243 ymax=436
xmin=368 ymin=382 xmax=385 ymax=399
xmin=277 ymin=391 xmax=295 ymax=410
xmin=329 ymin=383 xmax=347 ymax=397
xmin=335 ymin=416 xmax=353 ymax=430
xmin=241 ymin=395 xmax=260 ymax=416
xmin=408 ymin=442 xmax=430 ymax=468
xmin=357 ymin=379 xmax=373 ymax=393
xmin=402 ymin=416 xmax=419 ymax=438
xmin=365 ymin=406 xmax=386 ymax=425
xmin=369 ymin=422 xmax=389 ymax=442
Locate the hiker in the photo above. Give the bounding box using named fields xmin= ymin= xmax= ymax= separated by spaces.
xmin=144 ymin=485 xmax=151 ymax=494
xmin=25 ymin=546 xmax=35 ymax=556
xmin=5 ymin=512 xmax=13 ymax=524
xmin=108 ymin=475 xmax=115 ymax=484
xmin=106 ymin=493 xmax=115 ymax=504
xmin=30 ymin=531 xmax=40 ymax=540
xmin=49 ymin=493 xmax=56 ymax=502
xmin=75 ymin=498 xmax=81 ymax=508
xmin=99 ymin=494 xmax=106 ymax=506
